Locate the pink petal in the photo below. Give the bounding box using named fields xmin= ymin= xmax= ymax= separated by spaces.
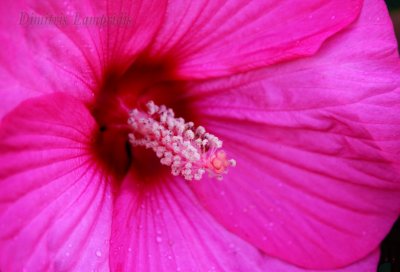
xmin=262 ymin=250 xmax=380 ymax=271
xmin=188 ymin=0 xmax=400 ymax=269
xmin=109 ymin=172 xmax=267 ymax=272
xmin=149 ymin=0 xmax=362 ymax=79
xmin=0 ymin=93 xmax=113 ymax=271
xmin=0 ymin=0 xmax=95 ymax=118
xmin=0 ymin=0 xmax=166 ymax=118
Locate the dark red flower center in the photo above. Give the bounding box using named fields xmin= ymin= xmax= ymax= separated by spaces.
xmin=88 ymin=53 xmax=196 ymax=182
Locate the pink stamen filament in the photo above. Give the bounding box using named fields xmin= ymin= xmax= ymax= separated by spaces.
xmin=127 ymin=101 xmax=236 ymax=181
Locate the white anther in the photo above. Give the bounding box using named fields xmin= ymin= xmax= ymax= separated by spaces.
xmin=161 ymin=136 xmax=171 ymax=145
xmin=185 ymin=122 xmax=194 ymax=129
xmin=160 ymin=112 xmax=167 ymax=123
xmin=171 ymin=168 xmax=180 ymax=176
xmin=194 ymin=174 xmax=202 ymax=180
xmin=196 ymin=126 xmax=206 ymax=136
xmin=156 ymin=146 xmax=166 ymax=158
xmin=146 ymin=101 xmax=159 ymax=115
xmin=130 ymin=109 xmax=139 ymax=115
xmin=184 ymin=130 xmax=195 ymax=140
xmin=173 ymin=155 xmax=181 ymax=161
xmin=195 ymin=139 xmax=202 ymax=148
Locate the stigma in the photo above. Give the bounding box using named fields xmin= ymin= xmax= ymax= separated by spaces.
xmin=127 ymin=101 xmax=236 ymax=181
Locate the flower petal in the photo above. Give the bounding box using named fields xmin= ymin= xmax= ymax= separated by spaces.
xmin=0 ymin=0 xmax=98 ymax=118
xmin=109 ymin=173 xmax=266 ymax=272
xmin=0 ymin=93 xmax=113 ymax=271
xmin=263 ymin=250 xmax=380 ymax=271
xmin=0 ymin=0 xmax=167 ymax=118
xmin=150 ymin=0 xmax=362 ymax=78
xmin=188 ymin=0 xmax=400 ymax=268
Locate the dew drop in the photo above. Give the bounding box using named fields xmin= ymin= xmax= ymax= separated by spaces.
xmin=96 ymin=250 xmax=102 ymax=257
xmin=156 ymin=236 xmax=163 ymax=243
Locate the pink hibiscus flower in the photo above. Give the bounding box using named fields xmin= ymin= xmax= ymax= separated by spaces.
xmin=1 ymin=0 xmax=400 ymax=271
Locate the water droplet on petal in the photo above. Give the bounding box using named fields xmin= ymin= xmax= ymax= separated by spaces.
xmin=156 ymin=236 xmax=163 ymax=243
xmin=96 ymin=250 xmax=102 ymax=257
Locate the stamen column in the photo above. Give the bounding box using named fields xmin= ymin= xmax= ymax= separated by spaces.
xmin=127 ymin=101 xmax=235 ymax=181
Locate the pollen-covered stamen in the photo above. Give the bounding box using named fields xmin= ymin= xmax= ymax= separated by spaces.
xmin=127 ymin=101 xmax=236 ymax=181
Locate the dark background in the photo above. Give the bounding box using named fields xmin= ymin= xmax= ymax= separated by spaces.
xmin=386 ymin=0 xmax=400 ymax=51
xmin=385 ymin=0 xmax=400 ymax=10
xmin=378 ymin=2 xmax=399 ymax=272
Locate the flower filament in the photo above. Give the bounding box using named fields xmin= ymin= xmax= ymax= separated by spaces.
xmin=127 ymin=101 xmax=235 ymax=181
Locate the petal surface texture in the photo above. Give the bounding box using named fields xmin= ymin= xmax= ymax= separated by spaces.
xmin=189 ymin=0 xmax=400 ymax=269
xmin=149 ymin=0 xmax=362 ymax=78
xmin=0 ymin=0 xmax=166 ymax=118
xmin=0 ymin=93 xmax=113 ymax=271
xmin=262 ymin=249 xmax=380 ymax=271
xmin=109 ymin=172 xmax=268 ymax=272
